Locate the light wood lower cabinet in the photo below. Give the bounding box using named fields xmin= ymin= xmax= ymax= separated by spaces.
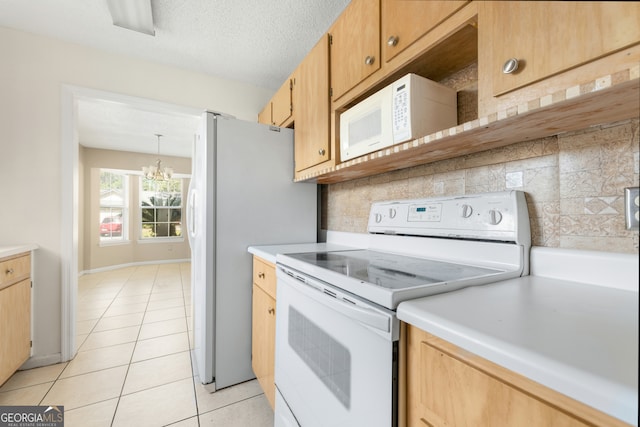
xmin=251 ymin=256 xmax=277 ymax=409
xmin=405 ymin=324 xmax=631 ymax=427
xmin=0 ymin=252 xmax=32 ymax=386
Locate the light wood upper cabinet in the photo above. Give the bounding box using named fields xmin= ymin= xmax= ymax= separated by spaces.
xmin=294 ymin=35 xmax=331 ymax=172
xmin=329 ymin=0 xmax=380 ymax=101
xmin=258 ymin=77 xmax=293 ymax=127
xmin=257 ymin=102 xmax=271 ymax=125
xmin=382 ymin=0 xmax=468 ymax=63
xmin=272 ymin=78 xmax=293 ymax=127
xmin=481 ymin=1 xmax=640 ymax=97
xmin=0 ymin=252 xmax=32 ymax=386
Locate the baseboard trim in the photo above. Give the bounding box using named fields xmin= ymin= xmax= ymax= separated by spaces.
xmin=80 ymin=258 xmax=190 ymax=276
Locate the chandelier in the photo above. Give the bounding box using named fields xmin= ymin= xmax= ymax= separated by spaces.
xmin=142 ymin=134 xmax=173 ymax=181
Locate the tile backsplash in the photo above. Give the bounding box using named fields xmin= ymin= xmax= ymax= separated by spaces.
xmin=323 ymin=118 xmax=639 ymax=254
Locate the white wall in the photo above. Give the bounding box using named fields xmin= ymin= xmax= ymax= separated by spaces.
xmin=0 ymin=26 xmax=273 ymax=365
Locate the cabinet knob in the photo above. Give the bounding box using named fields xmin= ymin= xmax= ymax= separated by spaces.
xmin=5 ymin=268 xmax=14 ymax=275
xmin=502 ymin=58 xmax=519 ymax=74
xmin=387 ymin=36 xmax=399 ymax=47
xmin=258 ymin=272 xmax=265 ymax=279
xmin=268 ymin=308 xmax=275 ymax=315
xmin=318 ymin=148 xmax=326 ymax=156
xmin=364 ymin=55 xmax=375 ymax=66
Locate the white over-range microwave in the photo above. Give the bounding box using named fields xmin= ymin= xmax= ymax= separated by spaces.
xmin=339 ymin=73 xmax=457 ymax=162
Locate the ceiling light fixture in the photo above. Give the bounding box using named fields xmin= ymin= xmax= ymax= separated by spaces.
xmin=106 ymin=0 xmax=155 ymax=36
xmin=143 ymin=134 xmax=173 ymax=181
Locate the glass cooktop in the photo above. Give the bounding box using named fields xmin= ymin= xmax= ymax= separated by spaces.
xmin=284 ymin=249 xmax=503 ymax=290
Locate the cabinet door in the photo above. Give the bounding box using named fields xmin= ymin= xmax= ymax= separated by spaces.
xmin=330 ymin=0 xmax=380 ymax=100
xmin=251 ymin=284 xmax=276 ymax=409
xmin=0 ymin=279 xmax=31 ymax=385
xmin=257 ymin=102 xmax=271 ymax=125
xmin=272 ymin=78 xmax=293 ymax=127
xmin=294 ymin=35 xmax=330 ymax=172
xmin=382 ymin=0 xmax=468 ymax=63
xmin=484 ymin=1 xmax=640 ymax=96
xmin=405 ymin=326 xmax=621 ymax=427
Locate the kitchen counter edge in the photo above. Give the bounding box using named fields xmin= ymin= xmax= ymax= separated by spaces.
xmin=0 ymin=244 xmax=39 ymax=259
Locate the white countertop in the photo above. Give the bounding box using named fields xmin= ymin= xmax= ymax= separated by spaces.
xmin=0 ymin=244 xmax=38 ymax=259
xmin=397 ymin=247 xmax=639 ymax=426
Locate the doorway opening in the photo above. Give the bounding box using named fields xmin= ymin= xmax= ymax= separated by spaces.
xmin=61 ymin=85 xmax=201 ymax=361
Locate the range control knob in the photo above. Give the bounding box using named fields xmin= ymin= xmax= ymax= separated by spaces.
xmin=389 ymin=208 xmax=397 ymax=219
xmin=375 ymin=213 xmax=383 ymax=223
xmin=488 ymin=209 xmax=503 ymax=225
xmin=461 ymin=204 xmax=473 ymax=218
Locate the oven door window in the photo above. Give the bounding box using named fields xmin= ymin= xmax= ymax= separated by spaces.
xmin=289 ymin=306 xmax=351 ymax=408
xmin=275 ymin=270 xmax=396 ymax=427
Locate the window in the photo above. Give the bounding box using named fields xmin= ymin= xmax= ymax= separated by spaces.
xmin=140 ymin=178 xmax=183 ymax=239
xmin=99 ymin=170 xmax=128 ymax=242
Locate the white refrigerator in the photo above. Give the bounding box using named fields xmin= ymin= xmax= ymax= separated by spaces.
xmin=187 ymin=112 xmax=317 ymax=390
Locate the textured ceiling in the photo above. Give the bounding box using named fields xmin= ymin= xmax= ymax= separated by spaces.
xmin=0 ymin=0 xmax=351 ymax=157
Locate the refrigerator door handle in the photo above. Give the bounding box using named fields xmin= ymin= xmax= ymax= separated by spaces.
xmin=188 ymin=188 xmax=197 ymax=240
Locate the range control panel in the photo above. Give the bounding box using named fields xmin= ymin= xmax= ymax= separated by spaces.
xmin=368 ymin=191 xmax=530 ymax=244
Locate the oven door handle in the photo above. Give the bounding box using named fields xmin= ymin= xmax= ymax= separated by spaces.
xmin=295 ymin=278 xmax=390 ymax=333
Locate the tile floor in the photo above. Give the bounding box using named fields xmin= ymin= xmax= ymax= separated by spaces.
xmin=0 ymin=262 xmax=274 ymax=427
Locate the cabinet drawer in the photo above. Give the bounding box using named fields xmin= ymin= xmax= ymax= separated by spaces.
xmin=253 ymin=257 xmax=276 ymax=299
xmin=0 ymin=254 xmax=31 ymax=291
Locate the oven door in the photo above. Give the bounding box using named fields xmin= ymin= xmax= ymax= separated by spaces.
xmin=275 ymin=265 xmax=398 ymax=427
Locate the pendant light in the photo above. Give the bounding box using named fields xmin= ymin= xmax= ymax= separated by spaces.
xmin=142 ymin=134 xmax=173 ymax=181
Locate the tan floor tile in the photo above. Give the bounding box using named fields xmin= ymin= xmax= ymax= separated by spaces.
xmin=132 ymin=332 xmax=190 ymax=362
xmin=76 ymin=307 xmax=107 ymax=321
xmin=112 ymin=378 xmax=197 ymax=427
xmin=111 ymin=294 xmax=150 ymax=305
xmin=142 ymin=306 xmax=185 ymax=324
xmin=166 ymin=416 xmax=199 ymax=427
xmin=76 ymin=319 xmax=99 ymax=335
xmin=195 ymin=379 xmax=263 ymax=414
xmin=103 ymin=302 xmax=148 ymax=317
xmin=41 ymin=366 xmax=127 ymax=410
xmin=0 ymin=363 xmax=67 ymax=392
xmin=0 ymin=382 xmax=53 ymax=405
xmin=79 ymin=326 xmax=140 ymax=351
xmin=63 ymin=398 xmax=118 ymax=427
xmin=148 ymin=291 xmax=183 ymax=302
xmin=79 ymin=289 xmax=121 ymax=302
xmin=151 ymin=283 xmax=183 ymax=294
xmin=93 ymin=312 xmax=144 ymax=332
xmin=199 ymin=394 xmax=273 ymax=427
xmin=146 ymin=297 xmax=184 ymax=311
xmin=60 ymin=342 xmax=134 ymax=378
xmin=118 ymin=286 xmax=152 ymax=297
xmin=123 ymin=351 xmax=192 ymax=395
xmin=138 ymin=318 xmax=187 ymax=341
xmin=76 ymin=334 xmax=88 ymax=352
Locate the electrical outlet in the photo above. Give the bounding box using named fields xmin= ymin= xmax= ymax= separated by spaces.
xmin=624 ymin=187 xmax=639 ymax=230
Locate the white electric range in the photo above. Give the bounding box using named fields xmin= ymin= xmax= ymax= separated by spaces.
xmin=274 ymin=191 xmax=531 ymax=427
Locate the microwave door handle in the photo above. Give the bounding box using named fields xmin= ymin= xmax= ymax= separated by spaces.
xmin=295 ymin=279 xmax=390 ymax=333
